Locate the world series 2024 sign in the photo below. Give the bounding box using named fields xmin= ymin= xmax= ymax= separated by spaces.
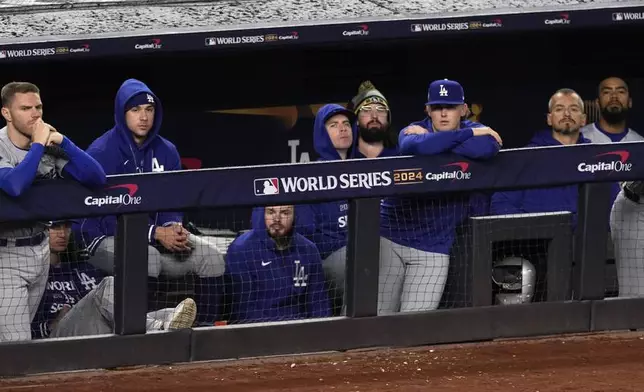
xmin=2 ymin=142 xmax=644 ymax=223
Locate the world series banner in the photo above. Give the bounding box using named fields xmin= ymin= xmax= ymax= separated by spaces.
xmin=2 ymin=142 xmax=644 ymax=222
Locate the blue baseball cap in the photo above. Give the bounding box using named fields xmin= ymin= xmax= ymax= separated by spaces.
xmin=426 ymin=79 xmax=465 ymax=105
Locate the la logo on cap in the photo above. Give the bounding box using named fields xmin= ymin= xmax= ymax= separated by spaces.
xmin=439 ymin=85 xmax=449 ymax=97
xmin=147 ymin=94 xmax=154 ymax=103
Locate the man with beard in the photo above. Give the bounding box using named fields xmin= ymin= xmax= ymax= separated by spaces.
xmin=581 ymin=77 xmax=643 ymax=143
xmin=225 ymin=205 xmax=330 ymax=323
xmin=347 ymin=81 xmax=398 ymax=158
xmin=491 ymin=88 xmax=589 ymax=221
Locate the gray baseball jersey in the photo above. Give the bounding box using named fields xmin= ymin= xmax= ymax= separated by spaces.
xmin=581 ymin=123 xmax=644 ymax=144
xmin=0 ymin=126 xmax=68 ymax=238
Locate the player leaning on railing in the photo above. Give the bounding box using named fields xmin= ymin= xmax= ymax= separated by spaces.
xmin=490 ymin=88 xmax=590 ymax=223
xmin=0 ymin=81 xmax=106 ymax=342
xmin=378 ymin=79 xmax=502 ymax=314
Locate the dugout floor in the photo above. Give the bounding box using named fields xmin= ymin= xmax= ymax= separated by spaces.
xmin=2 ymin=331 xmax=644 ymax=391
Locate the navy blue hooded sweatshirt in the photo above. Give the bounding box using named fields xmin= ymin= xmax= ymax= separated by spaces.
xmin=380 ymin=117 xmax=500 ymax=254
xmin=296 ymin=104 xmax=358 ymax=260
xmin=491 ymin=130 xmax=590 ymax=221
xmin=75 ymin=79 xmax=183 ymax=252
xmin=225 ymin=207 xmax=331 ymax=323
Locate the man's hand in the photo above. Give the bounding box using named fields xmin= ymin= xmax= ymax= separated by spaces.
xmin=155 ymin=223 xmax=192 ymax=253
xmin=31 ymin=119 xmax=52 ymax=146
xmin=472 ymin=127 xmax=503 ymax=146
xmin=50 ymin=304 xmax=72 ymax=332
xmin=403 ymin=125 xmax=429 ymax=135
xmin=47 ymin=131 xmax=64 ymax=146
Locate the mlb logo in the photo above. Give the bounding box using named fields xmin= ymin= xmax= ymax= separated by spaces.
xmin=254 ymin=178 xmax=279 ymax=196
xmin=411 ymin=24 xmax=422 ymax=32
xmin=205 ymin=38 xmax=217 ymax=46
xmin=612 ymin=12 xmax=623 ymax=21
xmin=0 ymin=51 xmax=5 ymax=59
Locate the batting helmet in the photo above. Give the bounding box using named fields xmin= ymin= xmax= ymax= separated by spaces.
xmin=491 ymin=256 xmax=536 ymax=306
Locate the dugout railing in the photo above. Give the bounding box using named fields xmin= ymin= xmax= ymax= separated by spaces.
xmin=0 ymin=142 xmax=643 ymax=376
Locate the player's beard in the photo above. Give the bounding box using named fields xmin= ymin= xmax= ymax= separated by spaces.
xmin=358 ymin=120 xmax=389 ymax=143
xmin=601 ymin=103 xmax=629 ymax=125
xmin=554 ymin=119 xmax=580 ymax=136
xmin=269 ymin=226 xmax=293 ymax=250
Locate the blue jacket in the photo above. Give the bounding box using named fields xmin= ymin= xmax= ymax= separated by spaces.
xmin=297 ymin=104 xmax=358 ymax=260
xmin=490 ymin=130 xmax=589 ymax=221
xmin=225 ymin=207 xmax=331 ymax=323
xmin=75 ymin=79 xmax=183 ymax=252
xmin=380 ymin=118 xmax=500 ymax=254
xmin=32 ymin=260 xmax=105 ymax=339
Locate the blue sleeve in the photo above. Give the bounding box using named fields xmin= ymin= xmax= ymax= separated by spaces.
xmin=399 ymin=127 xmax=474 ymax=156
xmin=452 ymin=135 xmax=501 ymax=159
xmin=225 ymin=243 xmax=255 ymax=324
xmin=156 ymin=147 xmax=183 ymax=227
xmin=60 ymin=137 xmax=107 ymax=187
xmin=76 ymin=216 xmax=115 ymax=254
xmin=0 ymin=143 xmax=44 ymax=197
xmin=305 ymin=247 xmax=331 ymax=318
xmin=490 ymin=191 xmax=525 ymax=215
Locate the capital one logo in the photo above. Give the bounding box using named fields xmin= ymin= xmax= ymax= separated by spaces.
xmin=342 ymin=24 xmax=370 ymax=36
xmin=577 ymin=150 xmax=632 ymax=174
xmin=84 ymin=184 xmax=143 ymax=207
xmin=426 ymin=161 xmax=472 ymax=181
xmin=135 ymin=38 xmax=162 ymax=50
xmin=439 ymin=84 xmax=448 ymax=97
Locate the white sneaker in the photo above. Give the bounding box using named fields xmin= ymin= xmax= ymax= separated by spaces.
xmin=164 ymin=298 xmax=197 ymax=331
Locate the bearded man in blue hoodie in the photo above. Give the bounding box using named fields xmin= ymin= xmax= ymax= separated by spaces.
xmin=379 ymin=79 xmax=502 ymax=314
xmin=226 ymin=205 xmax=330 ymax=323
xmin=491 ymin=88 xmax=589 ymax=218
xmin=75 ymin=79 xmax=226 ymax=319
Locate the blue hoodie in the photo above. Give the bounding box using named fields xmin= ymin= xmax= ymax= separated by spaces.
xmin=296 ymin=104 xmax=358 ymax=260
xmin=32 ymin=260 xmax=105 ymax=339
xmin=225 ymin=207 xmax=331 ymax=323
xmin=380 ymin=117 xmax=500 ymax=254
xmin=490 ymin=130 xmax=590 ymax=221
xmin=75 ymin=79 xmax=183 ymax=252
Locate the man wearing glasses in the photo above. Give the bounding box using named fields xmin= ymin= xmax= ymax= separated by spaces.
xmin=347 ymin=81 xmax=398 ymax=158
xmin=491 ymin=88 xmax=589 ymax=220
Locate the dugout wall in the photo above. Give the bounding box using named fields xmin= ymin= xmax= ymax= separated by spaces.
xmin=0 ymin=1 xmax=643 ymax=376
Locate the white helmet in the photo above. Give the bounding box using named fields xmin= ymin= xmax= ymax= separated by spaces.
xmin=491 ymin=256 xmax=536 ymax=305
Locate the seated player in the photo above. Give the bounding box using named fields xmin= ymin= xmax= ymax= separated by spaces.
xmin=32 ymin=220 xmax=196 ymax=339
xmin=225 ymin=205 xmax=330 ymax=323
xmin=75 ymin=78 xmax=225 ymax=322
xmin=379 ymin=79 xmax=501 ymax=314
xmin=491 ymin=88 xmax=589 ymax=220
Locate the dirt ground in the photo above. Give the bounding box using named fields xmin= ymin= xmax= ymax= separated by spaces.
xmin=2 ymin=331 xmax=644 ymax=391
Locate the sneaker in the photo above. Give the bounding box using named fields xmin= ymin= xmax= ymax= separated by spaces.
xmin=165 ymin=298 xmax=197 ymax=330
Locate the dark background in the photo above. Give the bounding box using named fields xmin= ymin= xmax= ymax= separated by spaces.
xmin=0 ymin=24 xmax=641 ymax=228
